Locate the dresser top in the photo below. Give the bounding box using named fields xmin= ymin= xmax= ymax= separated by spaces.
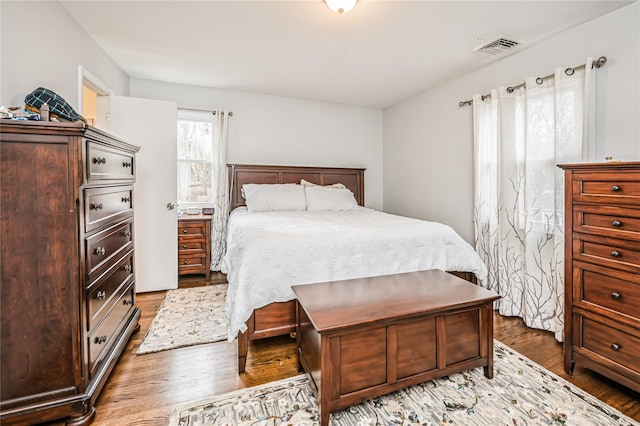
xmin=0 ymin=119 xmax=140 ymax=152
xmin=558 ymin=161 xmax=640 ymax=170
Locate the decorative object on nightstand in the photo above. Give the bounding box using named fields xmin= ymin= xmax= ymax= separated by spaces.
xmin=178 ymin=214 xmax=212 ymax=282
xmin=559 ymin=161 xmax=640 ymax=393
xmin=1 ymin=120 xmax=140 ymax=425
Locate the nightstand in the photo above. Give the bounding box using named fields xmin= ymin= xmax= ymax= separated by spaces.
xmin=178 ymin=213 xmax=212 ymax=282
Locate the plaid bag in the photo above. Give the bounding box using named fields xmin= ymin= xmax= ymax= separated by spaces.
xmin=24 ymin=87 xmax=84 ymax=122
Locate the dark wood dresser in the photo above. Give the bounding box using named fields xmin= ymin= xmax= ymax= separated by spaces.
xmin=559 ymin=161 xmax=640 ymax=392
xmin=1 ymin=120 xmax=141 ymax=425
xmin=178 ymin=214 xmax=212 ymax=282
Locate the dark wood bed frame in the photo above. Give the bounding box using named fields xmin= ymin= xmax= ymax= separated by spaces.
xmin=227 ymin=163 xmax=477 ymax=373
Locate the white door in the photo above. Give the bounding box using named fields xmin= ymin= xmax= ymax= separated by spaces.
xmin=96 ymin=95 xmax=178 ymax=292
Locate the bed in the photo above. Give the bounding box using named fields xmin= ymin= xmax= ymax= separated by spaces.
xmin=221 ymin=164 xmax=487 ymax=373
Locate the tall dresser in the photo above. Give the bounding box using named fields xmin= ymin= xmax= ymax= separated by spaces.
xmin=1 ymin=120 xmax=141 ymax=425
xmin=559 ymin=162 xmax=640 ymax=393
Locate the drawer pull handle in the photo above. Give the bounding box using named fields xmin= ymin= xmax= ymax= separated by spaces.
xmin=94 ymin=335 xmax=107 ymax=344
xmin=183 ymin=244 xmax=188 ymax=249
xmin=96 ymin=291 xmax=107 ymax=300
xmin=92 ymin=157 xmax=106 ymax=165
xmin=183 ymin=260 xmax=188 ymax=264
xmin=95 ymin=247 xmax=106 ymax=256
xmin=612 ymin=220 xmax=622 ymax=227
xmin=611 ymin=292 xmax=621 ymax=300
xmin=123 ymin=264 xmax=132 ymax=272
xmin=121 ymin=196 xmax=131 ymax=203
xmin=611 ymin=185 xmax=620 ymax=192
xmin=122 ymin=230 xmax=131 ymax=238
xmin=122 ymin=161 xmax=132 ymax=168
xmin=183 ymin=229 xmax=188 ymax=233
xmin=611 ymin=250 xmax=621 ymax=258
xmin=611 ymin=343 xmax=620 ymax=351
xmin=123 ymin=299 xmax=133 ymax=306
xmin=91 ymin=203 xmax=103 ymax=210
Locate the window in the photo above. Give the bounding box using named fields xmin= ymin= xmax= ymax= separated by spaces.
xmin=177 ymin=110 xmax=215 ymax=209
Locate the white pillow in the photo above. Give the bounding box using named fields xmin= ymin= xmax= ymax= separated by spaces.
xmin=305 ymin=186 xmax=358 ymax=211
xmin=300 ymin=178 xmax=346 ymax=189
xmin=242 ymin=183 xmax=306 ymax=213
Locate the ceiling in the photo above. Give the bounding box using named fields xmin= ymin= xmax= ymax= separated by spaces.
xmin=61 ymin=0 xmax=632 ymax=109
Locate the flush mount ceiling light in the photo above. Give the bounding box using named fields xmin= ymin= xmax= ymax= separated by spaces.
xmin=324 ymin=0 xmax=358 ymax=14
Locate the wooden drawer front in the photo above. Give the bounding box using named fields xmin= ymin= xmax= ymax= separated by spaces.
xmin=575 ymin=206 xmax=640 ymax=241
xmin=86 ymin=219 xmax=134 ymax=277
xmin=88 ymin=283 xmax=135 ymax=375
xmin=445 ymin=309 xmax=481 ymax=365
xmin=573 ymin=170 xmax=640 ymax=206
xmin=84 ymin=186 xmax=133 ymax=232
xmin=575 ymin=237 xmax=640 ymax=273
xmin=395 ymin=317 xmax=437 ymax=379
xmin=87 ymin=141 xmax=135 ymax=181
xmin=178 ymin=254 xmax=206 ymax=269
xmin=578 ymin=268 xmax=640 ymax=321
xmin=178 ymin=239 xmax=205 ymax=253
xmin=580 ymin=317 xmax=640 ymax=375
xmin=87 ymin=252 xmax=135 ymax=331
xmin=338 ymin=327 xmax=387 ymax=395
xmin=178 ymin=222 xmax=206 ymax=237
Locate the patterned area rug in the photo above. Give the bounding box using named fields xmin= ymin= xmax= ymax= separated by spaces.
xmin=169 ymin=340 xmax=638 ymax=425
xmin=136 ymin=284 xmax=228 ymax=355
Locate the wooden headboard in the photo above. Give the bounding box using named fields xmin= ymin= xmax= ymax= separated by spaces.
xmin=228 ymin=164 xmax=365 ymax=211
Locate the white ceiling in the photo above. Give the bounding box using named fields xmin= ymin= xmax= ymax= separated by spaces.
xmin=61 ymin=0 xmax=631 ymax=108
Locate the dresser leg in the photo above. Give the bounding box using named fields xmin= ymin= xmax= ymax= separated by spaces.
xmin=66 ymin=406 xmax=96 ymax=426
xmin=568 ymin=360 xmax=576 ymax=375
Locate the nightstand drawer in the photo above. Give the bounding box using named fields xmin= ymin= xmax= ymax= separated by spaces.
xmin=84 ymin=186 xmax=133 ymax=232
xmin=179 ymin=240 xmax=205 ymax=252
xmin=86 ymin=219 xmax=134 ymax=278
xmin=179 ymin=254 xmax=206 ymax=269
xmin=178 ymin=222 xmax=206 ymax=237
xmin=87 ymin=141 xmax=135 ymax=182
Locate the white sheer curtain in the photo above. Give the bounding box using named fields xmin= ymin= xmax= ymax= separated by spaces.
xmin=210 ymin=109 xmax=231 ymax=271
xmin=473 ymin=58 xmax=595 ymax=342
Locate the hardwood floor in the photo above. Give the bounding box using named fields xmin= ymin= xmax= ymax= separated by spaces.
xmin=49 ymin=275 xmax=640 ymax=425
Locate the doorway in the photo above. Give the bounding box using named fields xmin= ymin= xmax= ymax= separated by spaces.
xmin=81 ymin=85 xmax=97 ymax=126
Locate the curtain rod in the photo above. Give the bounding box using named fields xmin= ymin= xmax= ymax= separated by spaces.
xmin=458 ymin=56 xmax=607 ymax=107
xmin=179 ymin=107 xmax=233 ymax=116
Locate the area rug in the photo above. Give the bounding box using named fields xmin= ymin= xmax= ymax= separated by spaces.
xmin=136 ymin=284 xmax=228 ymax=355
xmin=169 ymin=340 xmax=638 ymax=425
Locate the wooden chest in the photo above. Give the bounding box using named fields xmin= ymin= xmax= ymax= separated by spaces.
xmin=559 ymin=161 xmax=640 ymax=392
xmin=293 ymin=269 xmax=499 ymax=426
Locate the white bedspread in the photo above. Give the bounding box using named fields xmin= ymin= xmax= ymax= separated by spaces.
xmin=221 ymin=207 xmax=487 ymax=340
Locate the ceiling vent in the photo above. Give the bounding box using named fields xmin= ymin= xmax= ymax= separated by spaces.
xmin=473 ymin=35 xmax=522 ymax=55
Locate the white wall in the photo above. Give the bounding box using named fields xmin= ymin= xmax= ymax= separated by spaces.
xmin=383 ymin=2 xmax=639 ymax=243
xmin=131 ymin=79 xmax=384 ymax=209
xmin=0 ymin=1 xmax=129 ymax=110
